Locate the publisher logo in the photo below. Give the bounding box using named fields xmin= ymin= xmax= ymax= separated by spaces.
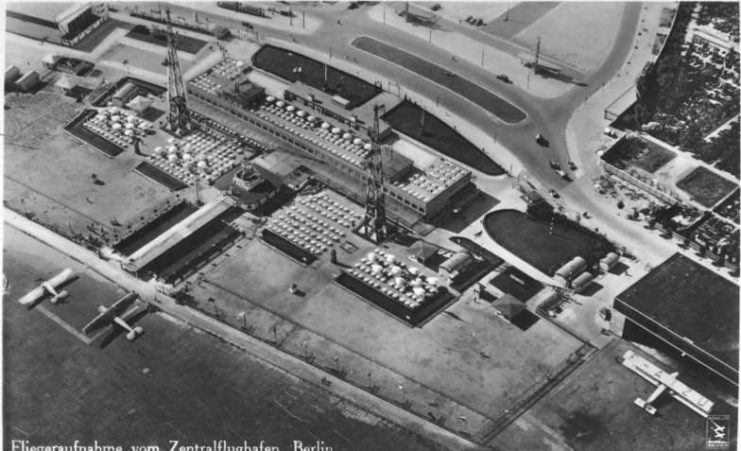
xmin=706 ymin=415 xmax=731 ymax=449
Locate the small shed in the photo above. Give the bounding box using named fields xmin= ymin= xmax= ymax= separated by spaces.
xmin=54 ymin=74 xmax=77 ymax=95
xmin=571 ymin=272 xmax=594 ymax=293
xmin=408 ymin=241 xmax=438 ymax=265
xmin=5 ymin=65 xmax=21 ymax=85
xmin=15 ymin=70 xmax=40 ymax=92
xmin=599 ymin=252 xmax=619 ymax=273
xmin=112 ymin=81 xmax=137 ymax=107
xmin=492 ymin=294 xmax=525 ymax=324
xmin=127 ymin=95 xmax=153 ymax=115
xmin=41 ymin=53 xmax=62 ymax=68
xmin=439 ymin=251 xmax=473 ymax=281
xmin=554 ymin=256 xmax=587 ymax=286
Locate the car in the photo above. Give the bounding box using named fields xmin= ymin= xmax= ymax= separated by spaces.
xmin=496 ymin=74 xmax=512 ymax=83
xmin=549 ymin=159 xmax=561 ymax=170
xmin=568 ymin=161 xmax=577 ymax=171
xmin=536 ymin=133 xmax=549 ymax=147
xmin=549 ymin=189 xmax=560 ymax=199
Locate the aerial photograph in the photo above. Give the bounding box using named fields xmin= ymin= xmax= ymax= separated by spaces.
xmin=2 ymin=1 xmax=739 ymax=450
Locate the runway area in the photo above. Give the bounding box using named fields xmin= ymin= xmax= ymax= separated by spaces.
xmin=2 ymin=225 xmax=437 ymax=450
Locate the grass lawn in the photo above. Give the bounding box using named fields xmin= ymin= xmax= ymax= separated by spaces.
xmin=3 ymin=227 xmax=433 ymax=450
xmin=384 ymin=101 xmax=504 ymax=175
xmin=126 ymin=24 xmax=207 ymax=54
xmin=252 ymin=45 xmax=381 ymax=109
xmin=352 ymin=36 xmax=526 ymax=124
xmin=484 ymin=210 xmax=610 ymax=276
xmin=676 ymin=166 xmax=738 ymax=208
xmin=601 ymin=136 xmax=676 ymax=174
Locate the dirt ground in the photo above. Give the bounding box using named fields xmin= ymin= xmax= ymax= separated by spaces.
xmin=514 ymin=2 xmax=626 ymax=74
xmin=4 ymin=90 xmax=173 ymax=242
xmin=2 ymin=225 xmax=437 ymax=450
xmin=493 ymin=339 xmax=731 ymax=451
xmin=180 ymin=191 xmax=584 ymax=437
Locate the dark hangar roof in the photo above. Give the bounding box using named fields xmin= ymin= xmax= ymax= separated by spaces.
xmin=616 ymin=253 xmax=739 ymax=370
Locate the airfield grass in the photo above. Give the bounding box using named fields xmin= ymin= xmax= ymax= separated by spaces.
xmin=3 ymin=90 xmax=173 ymax=242
xmin=493 ymin=340 xmax=731 ymax=451
xmin=484 ymin=210 xmax=608 ymax=276
xmin=190 ymin=198 xmax=583 ymax=422
xmin=2 ymin=225 xmax=436 ymax=450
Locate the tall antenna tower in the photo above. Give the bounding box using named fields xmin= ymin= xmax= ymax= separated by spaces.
xmin=359 ymin=104 xmax=388 ymax=242
xmin=164 ymin=8 xmax=192 ymax=137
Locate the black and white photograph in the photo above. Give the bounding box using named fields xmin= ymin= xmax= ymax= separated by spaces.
xmin=2 ymin=1 xmax=739 ymax=450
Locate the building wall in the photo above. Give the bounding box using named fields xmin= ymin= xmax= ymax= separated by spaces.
xmin=614 ymin=298 xmax=738 ymax=386
xmin=190 ymin=89 xmax=468 ymax=219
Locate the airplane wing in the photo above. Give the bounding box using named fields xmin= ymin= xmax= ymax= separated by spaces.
xmin=108 ymin=292 xmax=139 ymax=316
xmin=18 ymin=268 xmax=75 ymax=306
xmin=82 ymin=308 xmax=115 ymax=335
xmin=82 ymin=292 xmax=138 ymax=334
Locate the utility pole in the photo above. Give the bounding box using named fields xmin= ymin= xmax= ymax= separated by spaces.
xmin=302 ymin=9 xmax=305 ymax=29
xmin=504 ymin=1 xmax=510 ymax=22
xmin=481 ymin=46 xmax=485 ymax=67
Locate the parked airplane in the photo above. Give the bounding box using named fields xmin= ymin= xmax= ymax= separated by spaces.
xmin=18 ymin=268 xmax=76 ymax=307
xmin=82 ymin=292 xmax=143 ymax=341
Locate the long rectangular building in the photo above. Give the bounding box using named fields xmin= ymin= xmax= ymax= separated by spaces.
xmin=614 ymin=253 xmax=739 ymax=386
xmin=188 ymin=61 xmax=472 ymax=225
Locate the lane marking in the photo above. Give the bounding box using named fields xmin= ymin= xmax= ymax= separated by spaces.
xmin=36 ymin=305 xmax=94 ymax=345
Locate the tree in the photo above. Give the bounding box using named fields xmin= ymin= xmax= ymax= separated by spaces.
xmin=679 ymin=122 xmax=703 ymax=152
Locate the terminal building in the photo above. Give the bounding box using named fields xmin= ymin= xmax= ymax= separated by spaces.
xmin=613 ymin=253 xmax=739 ymax=386
xmin=6 ymin=2 xmax=108 ymax=46
xmin=188 ymin=59 xmax=473 ymax=227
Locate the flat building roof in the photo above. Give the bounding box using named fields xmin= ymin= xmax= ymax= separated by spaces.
xmin=615 ymin=253 xmax=739 ymax=376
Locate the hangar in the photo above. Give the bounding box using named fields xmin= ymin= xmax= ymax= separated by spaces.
xmin=614 ymin=253 xmax=739 ymax=386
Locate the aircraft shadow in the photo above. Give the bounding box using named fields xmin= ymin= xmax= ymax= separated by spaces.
xmin=98 ymin=308 xmax=148 ymax=350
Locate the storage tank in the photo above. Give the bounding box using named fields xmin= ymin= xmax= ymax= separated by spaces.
xmin=555 ymin=256 xmax=587 ymax=283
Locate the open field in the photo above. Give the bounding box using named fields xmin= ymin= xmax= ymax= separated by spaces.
xmin=184 ymin=194 xmax=585 ymax=424
xmin=353 ymin=36 xmax=527 ymax=124
xmin=676 ymin=166 xmax=738 ymax=208
xmin=4 ymin=90 xmax=173 ymax=242
xmin=384 ymin=101 xmax=504 ymax=175
xmin=253 ymin=44 xmax=382 ymax=109
xmin=484 ymin=210 xmax=610 ymax=276
xmin=494 ymin=340 xmax=735 ymax=450
xmin=481 ymin=2 xmax=559 ymax=39
xmin=2 ymin=225 xmax=435 ymax=450
xmin=514 ymin=2 xmax=625 ymax=74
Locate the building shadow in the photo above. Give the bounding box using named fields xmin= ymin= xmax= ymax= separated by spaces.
xmin=578 ymin=281 xmax=603 ymax=297
xmin=434 ymin=188 xmax=499 ymax=233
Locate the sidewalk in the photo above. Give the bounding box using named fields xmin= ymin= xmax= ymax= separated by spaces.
xmin=4 ymin=208 xmax=483 ymax=451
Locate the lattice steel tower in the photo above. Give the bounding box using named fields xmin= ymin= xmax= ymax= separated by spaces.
xmin=359 ymin=104 xmax=388 ymax=242
xmin=164 ymin=8 xmax=192 ymax=137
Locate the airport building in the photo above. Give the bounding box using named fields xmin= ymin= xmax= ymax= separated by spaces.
xmin=188 ymin=59 xmax=472 ymax=227
xmin=613 ymin=253 xmax=739 ymax=386
xmin=6 ymin=2 xmax=108 ymax=46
